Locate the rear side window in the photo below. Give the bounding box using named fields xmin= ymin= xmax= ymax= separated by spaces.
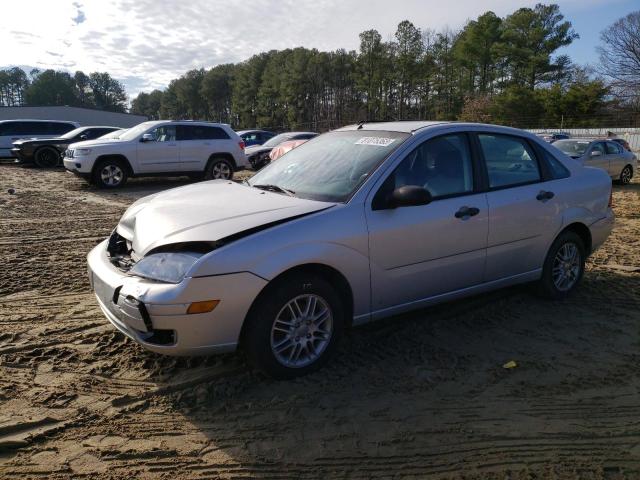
xmin=478 ymin=134 xmax=541 ymax=188
xmin=13 ymin=122 xmax=50 ymax=135
xmin=539 ymin=149 xmax=570 ymax=179
xmin=47 ymin=122 xmax=75 ymax=135
xmin=178 ymin=125 xmax=230 ymax=140
xmin=605 ymin=142 xmax=621 ymax=154
xmin=0 ymin=122 xmax=16 ymax=135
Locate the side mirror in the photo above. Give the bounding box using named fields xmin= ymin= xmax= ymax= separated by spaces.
xmin=389 ymin=185 xmax=432 ymax=208
xmin=590 ymin=150 xmax=602 ymax=157
xmin=79 ymin=134 xmax=88 ymax=140
xmin=140 ymin=133 xmax=154 ymax=142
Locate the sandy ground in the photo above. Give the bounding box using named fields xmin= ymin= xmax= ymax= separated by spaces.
xmin=0 ymin=164 xmax=639 ymax=479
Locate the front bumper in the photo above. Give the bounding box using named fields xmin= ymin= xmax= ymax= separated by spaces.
xmin=11 ymin=148 xmax=34 ymax=164
xmin=88 ymin=239 xmax=268 ymax=356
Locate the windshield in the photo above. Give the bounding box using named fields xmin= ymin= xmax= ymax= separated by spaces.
xmin=60 ymin=127 xmax=87 ymax=139
xmin=248 ymin=130 xmax=410 ymax=202
xmin=117 ymin=122 xmax=157 ymax=141
xmin=263 ymin=133 xmax=293 ymax=148
xmin=554 ymin=140 xmax=591 ymax=157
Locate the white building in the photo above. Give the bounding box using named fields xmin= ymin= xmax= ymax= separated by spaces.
xmin=0 ymin=106 xmax=146 ymax=128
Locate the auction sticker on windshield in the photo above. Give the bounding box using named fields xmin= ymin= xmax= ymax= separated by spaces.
xmin=355 ymin=137 xmax=396 ymax=147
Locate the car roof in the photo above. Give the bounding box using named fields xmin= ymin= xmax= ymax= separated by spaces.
xmin=77 ymin=126 xmax=122 ymax=130
xmin=282 ymin=131 xmax=317 ymax=136
xmin=237 ymin=129 xmax=272 ymax=134
xmin=0 ymin=118 xmax=78 ymax=124
xmin=336 ymin=121 xmax=450 ymax=133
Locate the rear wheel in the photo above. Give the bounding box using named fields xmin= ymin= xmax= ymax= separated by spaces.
xmin=620 ymin=165 xmax=633 ymax=185
xmin=34 ymin=147 xmax=60 ymax=168
xmin=243 ymin=274 xmax=344 ymax=379
xmin=205 ymin=157 xmax=233 ymax=180
xmin=537 ymin=231 xmax=586 ymax=299
xmin=92 ymin=158 xmax=128 ymax=188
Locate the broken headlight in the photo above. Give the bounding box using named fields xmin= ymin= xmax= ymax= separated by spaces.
xmin=130 ymin=252 xmax=203 ymax=284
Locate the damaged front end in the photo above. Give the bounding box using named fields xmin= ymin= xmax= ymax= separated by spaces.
xmin=106 ymin=230 xmax=220 ymax=284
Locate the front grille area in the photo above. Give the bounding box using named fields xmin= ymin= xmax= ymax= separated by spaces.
xmin=65 ymin=149 xmax=74 ymax=158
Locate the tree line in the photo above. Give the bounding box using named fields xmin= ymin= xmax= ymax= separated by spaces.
xmin=131 ymin=4 xmax=638 ymax=130
xmin=0 ymin=68 xmax=128 ymax=112
xmin=2 ymin=4 xmax=638 ymax=129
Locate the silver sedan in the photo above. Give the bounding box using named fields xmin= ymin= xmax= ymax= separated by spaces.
xmin=554 ymin=138 xmax=637 ymax=184
xmin=87 ymin=122 xmax=614 ymax=378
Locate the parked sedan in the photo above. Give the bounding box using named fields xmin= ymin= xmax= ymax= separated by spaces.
xmin=237 ymin=129 xmax=276 ymax=147
xmin=553 ymin=138 xmax=637 ymax=184
xmin=88 ymin=121 xmax=613 ymax=379
xmin=11 ymin=126 xmax=122 ymax=168
xmin=245 ymin=131 xmax=318 ymax=169
xmin=536 ymin=132 xmax=570 ymax=143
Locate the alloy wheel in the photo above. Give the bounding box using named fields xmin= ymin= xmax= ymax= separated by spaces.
xmin=270 ymin=294 xmax=333 ymax=368
xmin=621 ymin=166 xmax=632 ymax=184
xmin=211 ymin=161 xmax=231 ymax=179
xmin=36 ymin=149 xmax=59 ymax=168
xmin=100 ymin=164 xmax=124 ymax=186
xmin=552 ymin=242 xmax=581 ymax=292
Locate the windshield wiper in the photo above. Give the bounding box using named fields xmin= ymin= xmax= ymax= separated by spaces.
xmin=252 ymin=184 xmax=296 ymax=196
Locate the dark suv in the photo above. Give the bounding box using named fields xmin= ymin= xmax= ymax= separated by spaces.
xmin=12 ymin=126 xmax=121 ymax=168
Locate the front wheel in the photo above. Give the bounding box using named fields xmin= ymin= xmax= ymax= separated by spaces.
xmin=619 ymin=165 xmax=633 ymax=185
xmin=243 ymin=274 xmax=344 ymax=379
xmin=34 ymin=147 xmax=60 ymax=168
xmin=537 ymin=231 xmax=586 ymax=299
xmin=92 ymin=159 xmax=128 ymax=188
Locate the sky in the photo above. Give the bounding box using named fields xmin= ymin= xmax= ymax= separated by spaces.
xmin=1 ymin=0 xmax=638 ymax=99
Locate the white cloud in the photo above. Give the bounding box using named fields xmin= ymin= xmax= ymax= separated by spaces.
xmin=0 ymin=0 xmax=628 ymax=97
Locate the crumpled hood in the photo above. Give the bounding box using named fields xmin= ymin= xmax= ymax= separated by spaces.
xmin=13 ymin=137 xmax=65 ymax=146
xmin=117 ymin=180 xmax=334 ymax=255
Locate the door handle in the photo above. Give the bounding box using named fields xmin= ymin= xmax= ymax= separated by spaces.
xmin=455 ymin=206 xmax=480 ymax=219
xmin=536 ymin=190 xmax=555 ymax=201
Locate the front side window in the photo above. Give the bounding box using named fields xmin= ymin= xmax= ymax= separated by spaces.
xmin=385 ymin=133 xmax=474 ymax=199
xmin=591 ymin=142 xmax=606 ymax=156
xmin=248 ymin=130 xmax=410 ymax=202
xmin=151 ymin=125 xmax=176 ymax=142
xmin=478 ymin=134 xmax=541 ymax=188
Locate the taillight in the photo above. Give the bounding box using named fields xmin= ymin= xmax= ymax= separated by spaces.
xmin=608 ymin=188 xmax=613 ymax=208
xmin=238 ymin=141 xmax=245 ymax=151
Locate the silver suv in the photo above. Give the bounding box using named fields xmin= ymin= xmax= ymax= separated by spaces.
xmin=63 ymin=120 xmax=247 ymax=188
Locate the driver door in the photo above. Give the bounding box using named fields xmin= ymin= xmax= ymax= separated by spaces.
xmin=365 ymin=132 xmax=488 ymax=314
xmin=136 ymin=125 xmax=180 ymax=173
xmin=585 ymin=142 xmax=609 ymax=173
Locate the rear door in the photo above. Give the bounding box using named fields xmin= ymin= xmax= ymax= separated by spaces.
xmin=366 ymin=132 xmax=488 ymax=313
xmin=478 ymin=132 xmax=563 ymax=281
xmin=136 ymin=124 xmax=180 ymax=173
xmin=178 ymin=125 xmax=231 ymax=172
xmin=605 ymin=141 xmax=624 ymax=177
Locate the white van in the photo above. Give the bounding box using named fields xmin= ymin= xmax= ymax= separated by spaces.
xmin=0 ymin=119 xmax=79 ymax=157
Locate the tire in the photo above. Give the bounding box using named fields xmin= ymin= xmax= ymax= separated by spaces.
xmin=34 ymin=147 xmax=60 ymax=168
xmin=243 ymin=273 xmax=344 ymax=379
xmin=205 ymin=157 xmax=234 ymax=180
xmin=92 ymin=158 xmax=128 ymax=188
xmin=537 ymin=231 xmax=586 ymax=299
xmin=619 ymin=165 xmax=633 ymax=185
